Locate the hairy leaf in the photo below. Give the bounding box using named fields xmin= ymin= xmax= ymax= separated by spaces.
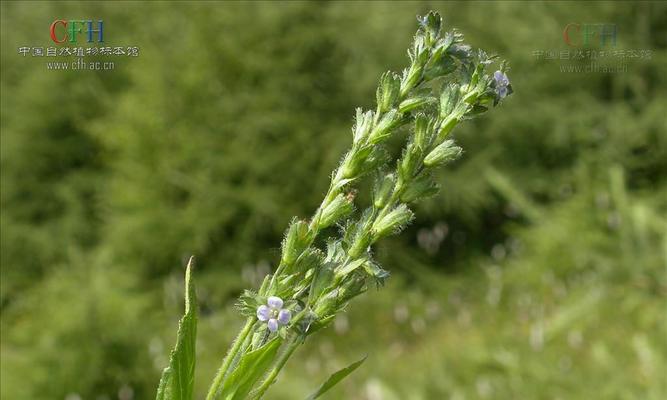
xmin=156 ymin=257 xmax=197 ymax=400
xmin=305 ymin=355 xmax=367 ymax=399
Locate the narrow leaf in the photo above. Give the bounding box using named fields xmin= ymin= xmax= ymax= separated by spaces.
xmin=156 ymin=256 xmax=198 ymax=400
xmin=305 ymin=355 xmax=367 ymax=400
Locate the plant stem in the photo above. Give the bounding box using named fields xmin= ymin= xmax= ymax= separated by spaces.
xmin=206 ymin=317 xmax=255 ymax=400
xmin=251 ymin=336 xmax=301 ymax=399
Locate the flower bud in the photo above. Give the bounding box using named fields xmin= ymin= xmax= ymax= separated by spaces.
xmin=373 ymin=173 xmax=396 ymax=209
xmin=423 ymin=30 xmax=457 ymax=80
xmin=399 ymin=143 xmax=422 ymax=180
xmin=309 ymin=263 xmax=334 ymax=304
xmin=338 ymin=275 xmax=367 ymax=303
xmin=446 ymin=43 xmax=473 ymax=62
xmin=348 ymin=231 xmax=372 ymax=259
xmin=468 ymin=64 xmax=483 ymax=88
xmin=398 ymin=95 xmax=436 ymax=113
xmin=436 ymin=115 xmax=459 ymax=141
xmin=353 ymin=108 xmax=374 ymax=144
xmin=410 ymin=35 xmax=430 ymax=65
xmin=320 ymin=193 xmax=354 ymax=228
xmin=423 ymin=55 xmax=457 ymax=81
xmin=376 ymin=72 xmax=400 ymax=113
xmin=425 ymin=40 xmax=445 ymax=68
xmin=372 ymin=204 xmax=414 ymax=240
xmin=415 ymin=39 xmax=431 ymax=66
xmin=362 ymin=146 xmax=390 ymax=173
xmin=400 ymin=173 xmax=439 ymax=203
xmin=413 ymin=114 xmax=435 ymax=151
xmin=400 ymin=63 xmax=424 ymax=97
xmin=423 ymin=140 xmax=463 ymax=167
xmin=438 ymin=31 xmax=456 ymax=55
xmin=417 ymin=12 xmax=442 ymax=45
xmin=463 ymin=90 xmax=480 ymax=104
xmin=313 ymin=289 xmax=339 ymax=318
xmin=345 ymin=210 xmax=374 ymax=258
xmin=439 ymin=84 xmax=460 ymax=118
xmin=341 ymin=145 xmax=372 ymax=178
xmin=292 ymin=248 xmax=324 ymax=274
xmin=281 ymin=219 xmax=310 ymax=265
xmin=369 ymin=109 xmax=402 ymax=144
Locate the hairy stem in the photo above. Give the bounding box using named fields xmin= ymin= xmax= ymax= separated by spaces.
xmin=206 ymin=317 xmax=255 ymax=400
xmin=251 ymin=336 xmax=301 ymax=399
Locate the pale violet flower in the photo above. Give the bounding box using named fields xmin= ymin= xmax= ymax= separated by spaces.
xmin=256 ymin=296 xmax=291 ymax=332
xmin=493 ymin=70 xmax=511 ymax=99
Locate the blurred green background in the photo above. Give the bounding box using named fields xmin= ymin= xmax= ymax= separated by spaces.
xmin=1 ymin=1 xmax=666 ymax=399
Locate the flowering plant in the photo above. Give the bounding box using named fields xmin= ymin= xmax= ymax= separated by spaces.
xmin=156 ymin=11 xmax=511 ymax=400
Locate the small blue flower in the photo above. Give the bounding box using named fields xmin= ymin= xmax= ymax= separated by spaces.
xmin=493 ymin=70 xmax=511 ymax=99
xmin=256 ymin=296 xmax=291 ymax=333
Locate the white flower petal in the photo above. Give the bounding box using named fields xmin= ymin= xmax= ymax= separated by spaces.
xmin=277 ymin=309 xmax=291 ymax=325
xmin=267 ymin=318 xmax=279 ymax=333
xmin=267 ymin=296 xmax=283 ymax=309
xmin=256 ymin=305 xmax=270 ymax=321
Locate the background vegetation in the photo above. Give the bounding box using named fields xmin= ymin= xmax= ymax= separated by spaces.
xmin=1 ymin=2 xmax=665 ymax=399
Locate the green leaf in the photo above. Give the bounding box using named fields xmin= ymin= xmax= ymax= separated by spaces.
xmin=156 ymin=257 xmax=198 ymax=400
xmin=305 ymin=355 xmax=367 ymax=400
xmin=218 ymin=336 xmax=283 ymax=400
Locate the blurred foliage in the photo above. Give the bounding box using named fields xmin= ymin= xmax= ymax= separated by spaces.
xmin=1 ymin=1 xmax=666 ymax=399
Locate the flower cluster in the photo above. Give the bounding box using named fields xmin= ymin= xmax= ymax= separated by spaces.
xmin=208 ymin=12 xmax=512 ymax=400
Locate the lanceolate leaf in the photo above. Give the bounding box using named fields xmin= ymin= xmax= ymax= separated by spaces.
xmin=305 ymin=355 xmax=367 ymax=400
xmin=218 ymin=337 xmax=282 ymax=400
xmin=156 ymin=257 xmax=198 ymax=400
